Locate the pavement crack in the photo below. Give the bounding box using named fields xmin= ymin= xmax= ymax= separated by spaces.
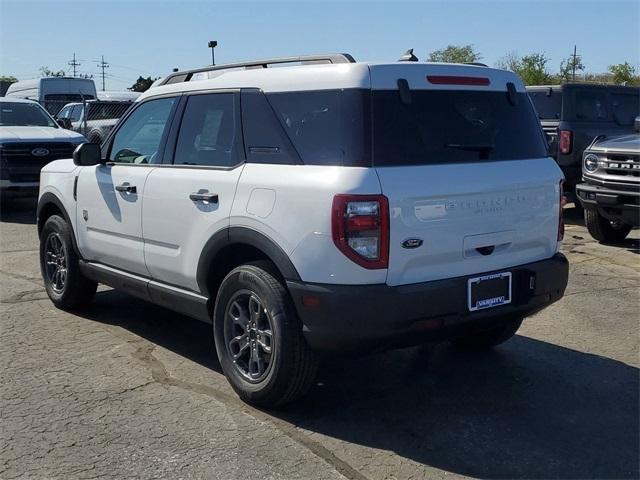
xmin=128 ymin=339 xmax=366 ymax=480
xmin=0 ymin=268 xmax=41 ymax=284
xmin=1 ymin=288 xmax=47 ymax=304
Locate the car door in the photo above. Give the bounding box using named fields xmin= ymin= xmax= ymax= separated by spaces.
xmin=143 ymin=91 xmax=244 ymax=292
xmin=75 ymin=95 xmax=179 ymax=276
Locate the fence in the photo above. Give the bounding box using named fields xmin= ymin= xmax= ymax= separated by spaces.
xmin=54 ymin=100 xmax=133 ymax=143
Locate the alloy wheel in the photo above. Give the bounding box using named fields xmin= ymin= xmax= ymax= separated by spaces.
xmin=224 ymin=290 xmax=274 ymax=382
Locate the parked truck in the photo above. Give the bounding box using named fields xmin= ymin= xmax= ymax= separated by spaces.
xmin=527 ymin=84 xmax=639 ymax=204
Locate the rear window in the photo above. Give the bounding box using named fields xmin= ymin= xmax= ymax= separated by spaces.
xmin=372 ymin=90 xmax=547 ymax=166
xmin=266 ymin=90 xmax=370 ymax=166
xmin=528 ymin=89 xmax=562 ymax=119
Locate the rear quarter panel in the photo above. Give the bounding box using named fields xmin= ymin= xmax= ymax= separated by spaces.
xmin=231 ymin=164 xmax=386 ymax=284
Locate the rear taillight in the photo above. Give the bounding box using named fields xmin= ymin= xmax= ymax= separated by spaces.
xmin=558 ymin=180 xmax=566 ymax=242
xmin=559 ymin=130 xmax=573 ymax=155
xmin=331 ymin=194 xmax=389 ymax=269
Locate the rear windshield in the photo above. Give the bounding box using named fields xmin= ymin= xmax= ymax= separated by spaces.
xmin=372 ymin=90 xmax=547 ymax=166
xmin=528 ymin=89 xmax=562 ymax=120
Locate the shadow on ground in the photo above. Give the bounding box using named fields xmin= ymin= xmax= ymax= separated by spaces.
xmin=82 ymin=289 xmax=639 ymax=480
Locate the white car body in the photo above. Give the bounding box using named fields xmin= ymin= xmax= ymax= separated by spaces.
xmin=38 ymin=58 xmax=568 ymax=353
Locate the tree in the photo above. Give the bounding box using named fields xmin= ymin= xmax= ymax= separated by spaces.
xmin=427 ymin=44 xmax=482 ymax=64
xmin=39 ymin=66 xmax=66 ymax=77
xmin=559 ymin=54 xmax=585 ymax=83
xmin=608 ymin=62 xmax=637 ymax=85
xmin=494 ymin=51 xmax=521 ymax=72
xmin=129 ymin=76 xmax=157 ymax=92
xmin=495 ymin=52 xmax=552 ymax=85
xmin=0 ymin=75 xmax=17 ymax=82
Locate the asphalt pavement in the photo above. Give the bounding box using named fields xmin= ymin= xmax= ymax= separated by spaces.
xmin=1 ymin=198 xmax=638 ymax=479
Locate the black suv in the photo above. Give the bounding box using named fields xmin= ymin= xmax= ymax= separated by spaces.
xmin=527 ymin=84 xmax=639 ymax=203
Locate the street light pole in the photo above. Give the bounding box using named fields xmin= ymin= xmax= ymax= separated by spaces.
xmin=208 ymin=40 xmax=218 ymax=66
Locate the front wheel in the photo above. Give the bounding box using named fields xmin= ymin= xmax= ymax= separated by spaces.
xmin=39 ymin=215 xmax=97 ymax=310
xmin=451 ymin=317 xmax=523 ymax=350
xmin=584 ymin=208 xmax=631 ymax=243
xmin=213 ymin=262 xmax=318 ymax=408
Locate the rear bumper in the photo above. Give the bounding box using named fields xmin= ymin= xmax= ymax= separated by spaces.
xmin=576 ymin=183 xmax=640 ymax=226
xmin=288 ymin=253 xmax=569 ymax=353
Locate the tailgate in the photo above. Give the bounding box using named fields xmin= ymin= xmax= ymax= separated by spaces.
xmin=377 ymin=158 xmax=562 ymax=286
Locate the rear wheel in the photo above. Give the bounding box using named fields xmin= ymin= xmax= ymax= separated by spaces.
xmin=213 ymin=262 xmax=318 ymax=408
xmin=452 ymin=317 xmax=523 ymax=350
xmin=584 ymin=208 xmax=631 ymax=243
xmin=39 ymin=215 xmax=97 ymax=310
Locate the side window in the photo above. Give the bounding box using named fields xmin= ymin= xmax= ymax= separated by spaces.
xmin=108 ymin=97 xmax=176 ymax=164
xmin=56 ymin=105 xmax=72 ymax=119
xmin=267 ymin=90 xmax=370 ymax=166
xmin=70 ymin=105 xmax=83 ymax=122
xmin=574 ymin=91 xmax=608 ymax=121
xmin=173 ymin=93 xmax=241 ymax=167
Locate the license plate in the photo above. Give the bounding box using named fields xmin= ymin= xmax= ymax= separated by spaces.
xmin=468 ymin=272 xmax=512 ymax=312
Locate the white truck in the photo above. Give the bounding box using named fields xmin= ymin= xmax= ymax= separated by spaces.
xmin=1 ymin=98 xmax=85 ymax=197
xmin=37 ymin=54 xmax=569 ymax=407
xmin=5 ymin=77 xmax=97 ymax=116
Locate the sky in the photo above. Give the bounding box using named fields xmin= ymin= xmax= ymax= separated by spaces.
xmin=1 ymin=0 xmax=638 ymax=91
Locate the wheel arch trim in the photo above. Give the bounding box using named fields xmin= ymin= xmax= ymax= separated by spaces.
xmin=37 ymin=192 xmax=82 ymax=258
xmin=196 ymin=226 xmax=301 ymax=298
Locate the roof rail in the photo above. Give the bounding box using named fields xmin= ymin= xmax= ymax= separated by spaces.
xmin=159 ymin=53 xmax=356 ymax=86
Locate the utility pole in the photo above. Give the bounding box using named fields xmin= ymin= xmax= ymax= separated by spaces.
xmin=571 ymin=45 xmax=578 ymax=82
xmin=97 ymin=55 xmax=109 ymax=91
xmin=68 ymin=53 xmax=80 ymax=77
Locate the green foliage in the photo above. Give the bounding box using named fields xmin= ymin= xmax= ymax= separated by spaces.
xmin=559 ymin=54 xmax=585 ymax=82
xmin=39 ymin=66 xmax=66 ymax=77
xmin=608 ymin=62 xmax=638 ymax=85
xmin=427 ymin=44 xmax=482 ymax=64
xmin=129 ymin=76 xmax=157 ymax=92
xmin=0 ymin=75 xmax=17 ymax=82
xmin=495 ymin=51 xmax=553 ymax=85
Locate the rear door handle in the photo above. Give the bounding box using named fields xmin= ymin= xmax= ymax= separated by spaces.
xmin=115 ymin=182 xmax=136 ymax=194
xmin=189 ymin=192 xmax=219 ymax=203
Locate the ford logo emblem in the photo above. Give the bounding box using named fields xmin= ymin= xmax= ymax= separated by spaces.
xmin=401 ymin=238 xmax=423 ymax=249
xmin=32 ymin=148 xmax=50 ymax=157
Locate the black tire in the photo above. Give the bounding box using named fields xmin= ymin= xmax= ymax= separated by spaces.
xmin=584 ymin=208 xmax=631 ymax=243
xmin=452 ymin=317 xmax=523 ymax=350
xmin=213 ymin=261 xmax=318 ymax=408
xmin=39 ymin=215 xmax=97 ymax=310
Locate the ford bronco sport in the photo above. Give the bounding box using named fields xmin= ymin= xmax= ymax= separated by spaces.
xmin=37 ymin=54 xmax=569 ymax=407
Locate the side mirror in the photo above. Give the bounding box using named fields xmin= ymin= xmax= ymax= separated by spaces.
xmin=73 ymin=143 xmax=103 ymax=166
xmin=57 ymin=118 xmax=72 ymax=129
xmin=635 ymin=116 xmax=640 ymax=133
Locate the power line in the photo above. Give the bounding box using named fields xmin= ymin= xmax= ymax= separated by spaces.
xmin=96 ymin=55 xmax=109 ymax=91
xmin=68 ymin=53 xmax=80 ymax=77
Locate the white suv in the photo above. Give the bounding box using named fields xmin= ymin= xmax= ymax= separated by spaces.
xmin=37 ymin=54 xmax=569 ymax=407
